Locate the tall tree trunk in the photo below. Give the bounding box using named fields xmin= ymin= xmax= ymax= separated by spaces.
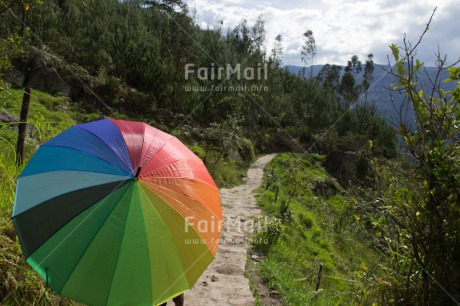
xmin=15 ymin=58 xmax=39 ymax=163
xmin=16 ymin=86 xmax=32 ymax=165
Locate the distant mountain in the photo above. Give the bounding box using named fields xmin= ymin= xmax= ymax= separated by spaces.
xmin=284 ymin=65 xmax=325 ymax=77
xmin=283 ymin=64 xmax=456 ymax=126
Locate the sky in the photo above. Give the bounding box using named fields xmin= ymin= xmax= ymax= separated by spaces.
xmin=183 ymin=0 xmax=460 ymax=67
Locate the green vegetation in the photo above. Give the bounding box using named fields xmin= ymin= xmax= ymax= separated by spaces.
xmin=253 ymin=153 xmax=381 ymax=305
xmin=202 ymin=151 xmax=253 ymax=188
xmin=1 ymin=88 xmax=75 ymax=143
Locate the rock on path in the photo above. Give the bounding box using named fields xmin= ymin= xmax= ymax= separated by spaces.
xmin=183 ymin=154 xmax=276 ymax=306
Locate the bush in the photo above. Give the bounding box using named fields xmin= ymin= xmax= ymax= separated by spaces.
xmin=237 ymin=138 xmax=255 ymax=162
xmin=252 ymin=216 xmax=284 ymax=253
xmin=298 ymin=212 xmax=314 ymax=229
xmin=190 ymin=144 xmax=206 ymax=160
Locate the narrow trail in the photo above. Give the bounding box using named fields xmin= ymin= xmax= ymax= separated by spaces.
xmin=184 ymin=154 xmax=277 ymax=306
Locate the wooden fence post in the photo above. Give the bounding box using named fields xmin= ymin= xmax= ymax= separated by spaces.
xmin=316 ymin=263 xmax=324 ymax=291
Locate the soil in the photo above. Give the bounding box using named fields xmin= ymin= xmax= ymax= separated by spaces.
xmin=179 ymin=154 xmax=279 ymax=306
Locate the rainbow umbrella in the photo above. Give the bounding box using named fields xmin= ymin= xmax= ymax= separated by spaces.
xmin=12 ymin=118 xmax=222 ymax=305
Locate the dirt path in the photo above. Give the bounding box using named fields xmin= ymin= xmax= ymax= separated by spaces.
xmin=183 ymin=154 xmax=277 ymax=306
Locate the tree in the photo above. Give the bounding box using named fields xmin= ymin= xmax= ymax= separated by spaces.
xmin=231 ymin=19 xmax=252 ymax=56
xmin=362 ymin=53 xmax=374 ymax=104
xmin=282 ymin=167 xmax=304 ymax=206
xmin=388 ymin=41 xmax=460 ymax=304
xmin=280 ymin=167 xmax=304 ymax=223
xmin=345 ymin=54 xmax=362 ymax=76
xmin=6 ymin=0 xmax=43 ymax=165
xmin=339 ymin=55 xmax=364 ymax=110
xmin=202 ymin=115 xmax=242 ymax=164
xmin=250 ymin=15 xmax=266 ymax=57
xmin=300 ymin=29 xmax=316 ymax=78
xmin=142 ymin=0 xmax=186 ymax=13
xmin=339 ymin=71 xmax=357 ymax=109
xmin=316 ymin=64 xmax=342 ymax=91
xmin=269 ymin=34 xmax=283 ymax=68
xmin=264 ymin=34 xmax=285 ymax=121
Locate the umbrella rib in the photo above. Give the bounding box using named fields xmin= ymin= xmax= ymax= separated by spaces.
xmin=130 ymin=122 xmax=147 ymax=172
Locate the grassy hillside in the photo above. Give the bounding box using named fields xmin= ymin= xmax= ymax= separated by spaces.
xmin=1 ymin=89 xmax=76 ymax=150
xmin=252 ymin=153 xmax=381 ymax=305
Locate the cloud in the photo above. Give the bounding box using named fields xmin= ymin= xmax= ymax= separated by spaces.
xmin=184 ymin=0 xmax=460 ymax=66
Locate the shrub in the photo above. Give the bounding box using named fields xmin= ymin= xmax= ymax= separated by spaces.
xmin=190 ymin=144 xmax=206 ymax=160
xmin=237 ymin=138 xmax=255 ymax=162
xmin=298 ymin=212 xmax=314 ymax=229
xmin=252 ymin=216 xmax=284 ymax=253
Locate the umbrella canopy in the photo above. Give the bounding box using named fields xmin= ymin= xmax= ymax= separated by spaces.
xmin=12 ymin=118 xmax=222 ymax=306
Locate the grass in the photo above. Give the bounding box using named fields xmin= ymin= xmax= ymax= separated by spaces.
xmin=0 ymin=88 xmax=76 ymax=155
xmin=253 ymin=153 xmax=380 ymax=305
